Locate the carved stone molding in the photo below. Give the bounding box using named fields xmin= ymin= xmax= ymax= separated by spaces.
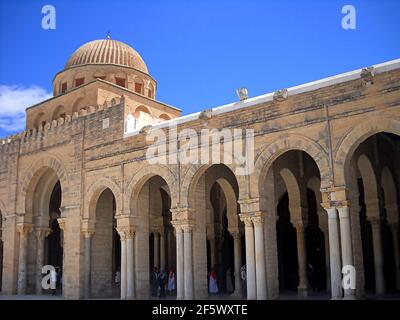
xmin=361 ymin=67 xmax=375 ymax=86
xmin=140 ymin=125 xmax=152 ymax=134
xmin=251 ymin=211 xmax=266 ymax=226
xmin=239 ymin=213 xmax=253 ymax=227
xmin=170 ymin=207 xmax=195 ymax=222
xmin=57 ymin=218 xmax=67 ymax=231
xmin=116 ymin=226 xmax=136 ymax=240
xmin=35 ymin=227 xmax=51 ymax=240
xmin=16 ymin=223 xmax=34 ymax=236
xmin=199 ymin=109 xmax=212 ymax=121
xmin=273 ymin=88 xmax=288 ymax=102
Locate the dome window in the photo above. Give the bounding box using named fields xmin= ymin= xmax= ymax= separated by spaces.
xmin=115 ymin=77 xmax=126 ymax=88
xmin=60 ymin=82 xmax=67 ymax=94
xmin=135 ymin=82 xmax=143 ymax=94
xmin=75 ymin=77 xmax=85 ymax=87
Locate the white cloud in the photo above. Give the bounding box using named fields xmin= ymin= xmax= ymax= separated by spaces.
xmin=0 ymin=85 xmax=52 ymax=134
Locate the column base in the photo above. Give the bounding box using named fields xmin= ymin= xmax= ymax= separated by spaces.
xmin=230 ymin=290 xmax=244 ymax=300
xmin=297 ymin=286 xmax=309 ymax=297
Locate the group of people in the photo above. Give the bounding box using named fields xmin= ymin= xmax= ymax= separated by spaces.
xmin=151 ymin=267 xmax=176 ymax=298
xmin=208 ymin=265 xmax=247 ymax=298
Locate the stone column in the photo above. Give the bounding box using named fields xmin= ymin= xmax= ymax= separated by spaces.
xmin=231 ymin=230 xmax=242 ymax=297
xmin=183 ymin=224 xmax=194 ymax=300
xmin=337 ymin=205 xmax=355 ymax=298
xmin=126 ymin=228 xmax=136 ymax=299
xmin=35 ymin=227 xmax=51 ymax=295
xmin=389 ymin=223 xmax=400 ymax=290
xmin=252 ymin=213 xmax=267 ymax=300
xmin=83 ymin=230 xmax=94 ymax=299
xmin=209 ymin=236 xmax=217 ymax=269
xmin=240 ymin=214 xmax=256 ymax=300
xmin=370 ymin=217 xmax=385 ymax=295
xmin=167 ymin=229 xmax=172 ymax=270
xmin=154 ymin=232 xmax=160 ymax=270
xmin=160 ymin=231 xmax=166 ymax=271
xmin=119 ymin=231 xmax=127 ymax=299
xmin=322 ymin=228 xmax=331 ymax=292
xmin=17 ymin=223 xmax=33 ymax=295
xmin=175 ymin=227 xmax=184 ymax=300
xmin=325 ymin=207 xmax=342 ymax=299
xmin=294 ymin=221 xmax=308 ymax=296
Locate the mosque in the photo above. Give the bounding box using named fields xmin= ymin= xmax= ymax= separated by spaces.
xmin=0 ymin=37 xmax=399 ymax=300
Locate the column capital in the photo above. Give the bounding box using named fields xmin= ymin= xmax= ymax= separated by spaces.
xmin=81 ymin=218 xmax=96 ymax=238
xmin=35 ymin=227 xmax=51 ymax=240
xmin=170 ymin=207 xmax=195 ymax=222
xmin=171 ymin=219 xmax=195 ymax=233
xmin=116 ymin=226 xmax=136 ymax=240
xmin=251 ymin=211 xmax=266 ymax=226
xmin=239 ymin=213 xmax=253 ymax=227
xmin=16 ymin=223 xmax=34 ymax=236
xmin=57 ymin=217 xmax=67 ymax=231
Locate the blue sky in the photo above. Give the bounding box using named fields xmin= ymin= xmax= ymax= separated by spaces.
xmin=0 ymin=0 xmax=399 ymax=138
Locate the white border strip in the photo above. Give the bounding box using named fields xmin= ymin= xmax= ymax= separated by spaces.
xmin=124 ymin=58 xmax=400 ymax=138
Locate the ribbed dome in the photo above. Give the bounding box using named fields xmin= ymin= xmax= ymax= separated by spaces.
xmin=65 ymin=39 xmax=148 ymax=73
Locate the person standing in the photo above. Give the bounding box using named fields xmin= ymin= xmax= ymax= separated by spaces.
xmin=209 ymin=268 xmax=219 ymax=294
xmin=51 ymin=267 xmax=58 ymax=296
xmin=151 ymin=267 xmax=159 ymax=297
xmin=225 ymin=267 xmax=234 ymax=293
xmin=159 ymin=268 xmax=168 ymax=299
xmin=240 ymin=265 xmax=246 ymax=299
xmin=167 ymin=269 xmax=176 ymax=295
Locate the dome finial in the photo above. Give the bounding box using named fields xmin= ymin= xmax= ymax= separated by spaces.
xmin=106 ymin=31 xmax=111 ymax=40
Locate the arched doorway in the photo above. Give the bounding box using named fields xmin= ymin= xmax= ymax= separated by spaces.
xmin=24 ymin=167 xmax=64 ymax=295
xmin=188 ymin=164 xmax=244 ymax=299
xmin=90 ymin=188 xmax=120 ymax=298
xmin=132 ymin=174 xmax=175 ymax=299
xmin=261 ymin=150 xmax=328 ymax=297
xmin=347 ymin=132 xmax=400 ymax=296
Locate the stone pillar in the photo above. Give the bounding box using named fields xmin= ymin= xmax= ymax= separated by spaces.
xmin=240 ymin=214 xmax=256 ymax=300
xmin=154 ymin=232 xmax=160 ymax=270
xmin=17 ymin=223 xmax=33 ymax=295
xmin=83 ymin=231 xmax=93 ymax=299
xmin=183 ymin=225 xmax=194 ymax=300
xmin=126 ymin=228 xmax=135 ymax=299
xmin=325 ymin=207 xmax=342 ymax=299
xmin=209 ymin=236 xmax=217 ymax=269
xmin=175 ymin=226 xmax=184 ymax=300
xmin=252 ymin=213 xmax=267 ymax=300
xmin=35 ymin=227 xmax=51 ymax=295
xmin=370 ymin=217 xmax=385 ymax=295
xmin=167 ymin=229 xmax=172 ymax=270
xmin=294 ymin=221 xmax=308 ymax=296
xmin=231 ymin=230 xmax=242 ymax=297
xmin=322 ymin=228 xmax=331 ymax=292
xmin=119 ymin=231 xmax=127 ymax=299
xmin=389 ymin=223 xmax=400 ymax=290
xmin=337 ymin=205 xmax=355 ymax=298
xmin=160 ymin=231 xmax=166 ymax=271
